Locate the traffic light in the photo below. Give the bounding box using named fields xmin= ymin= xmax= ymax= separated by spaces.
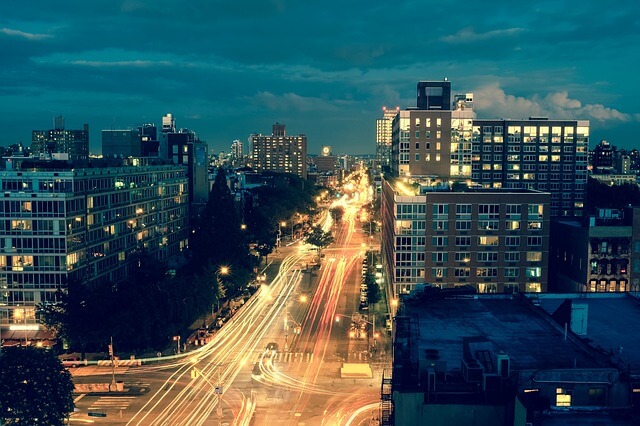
xmin=108 ymin=344 xmax=113 ymax=357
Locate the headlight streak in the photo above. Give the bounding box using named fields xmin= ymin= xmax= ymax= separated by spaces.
xmin=127 ymin=252 xmax=308 ymax=425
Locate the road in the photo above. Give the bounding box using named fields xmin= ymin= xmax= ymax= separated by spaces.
xmin=70 ymin=171 xmax=387 ymax=425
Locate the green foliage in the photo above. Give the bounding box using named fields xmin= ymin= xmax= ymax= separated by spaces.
xmin=363 ymin=263 xmax=382 ymax=306
xmin=304 ymin=225 xmax=334 ymax=251
xmin=0 ymin=346 xmax=74 ymax=425
xmin=586 ymin=177 xmax=640 ymax=214
xmin=329 ymin=206 xmax=345 ymax=223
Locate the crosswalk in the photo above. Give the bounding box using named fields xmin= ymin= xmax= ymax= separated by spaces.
xmin=89 ymin=395 xmax=136 ymax=411
xmin=261 ymin=351 xmax=371 ymax=364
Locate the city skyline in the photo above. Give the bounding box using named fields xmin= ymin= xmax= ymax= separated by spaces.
xmin=2 ymin=1 xmax=640 ymax=155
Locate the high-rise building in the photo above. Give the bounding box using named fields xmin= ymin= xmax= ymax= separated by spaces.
xmin=390 ymin=81 xmax=588 ymax=218
xmin=376 ymin=107 xmax=399 ymax=172
xmin=250 ymin=123 xmax=307 ymax=179
xmin=380 ymin=177 xmax=550 ymax=296
xmin=0 ymin=163 xmax=189 ymax=343
xmin=472 ymin=118 xmax=589 ymax=218
xmin=592 ymin=140 xmax=614 ymax=173
xmin=230 ymin=140 xmax=244 ymax=168
xmin=31 ymin=116 xmax=89 ymax=160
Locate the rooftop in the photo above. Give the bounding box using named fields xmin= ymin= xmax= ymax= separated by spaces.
xmin=535 ymin=293 xmax=640 ymax=373
xmin=401 ymin=295 xmax=604 ymax=373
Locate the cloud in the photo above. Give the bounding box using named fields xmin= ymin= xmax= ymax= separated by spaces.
xmin=0 ymin=27 xmax=51 ymax=40
xmin=441 ymin=27 xmax=524 ymax=43
xmin=473 ymin=83 xmax=635 ymax=123
xmin=69 ymin=60 xmax=174 ymax=68
xmin=251 ymin=92 xmax=345 ymax=112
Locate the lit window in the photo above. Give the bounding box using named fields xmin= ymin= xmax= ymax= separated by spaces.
xmin=556 ymin=388 xmax=572 ymax=407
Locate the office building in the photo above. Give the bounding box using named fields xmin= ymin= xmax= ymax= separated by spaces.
xmin=0 ymin=163 xmax=189 ymax=343
xmin=376 ymin=107 xmax=399 ymax=172
xmin=250 ymin=123 xmax=307 ymax=179
xmin=381 ymin=177 xmax=550 ymax=296
xmin=31 ymin=115 xmax=89 ymax=160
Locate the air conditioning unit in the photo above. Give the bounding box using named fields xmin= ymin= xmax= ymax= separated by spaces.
xmin=461 ymin=359 xmax=484 ymax=382
xmin=495 ymin=352 xmax=510 ymax=378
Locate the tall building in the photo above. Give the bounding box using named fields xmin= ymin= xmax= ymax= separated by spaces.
xmin=376 ymin=107 xmax=399 ymax=172
xmin=230 ymin=140 xmax=244 ymax=168
xmin=250 ymin=123 xmax=307 ymax=179
xmin=381 ymin=177 xmax=550 ymax=296
xmin=156 ymin=115 xmax=209 ymax=204
xmin=592 ymin=140 xmax=614 ymax=173
xmin=0 ymin=163 xmax=189 ymax=343
xmin=472 ymin=118 xmax=589 ymax=218
xmin=390 ymin=81 xmax=588 ymax=218
xmin=31 ymin=116 xmax=89 ymax=160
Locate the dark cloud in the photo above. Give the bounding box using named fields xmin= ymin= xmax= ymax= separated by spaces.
xmin=1 ymin=0 xmax=639 ymax=153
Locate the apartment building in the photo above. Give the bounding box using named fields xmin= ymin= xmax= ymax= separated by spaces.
xmin=381 ymin=177 xmax=550 ymax=296
xmin=0 ymin=163 xmax=189 ymax=342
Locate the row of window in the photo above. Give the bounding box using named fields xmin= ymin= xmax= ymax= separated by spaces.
xmin=433 ymin=220 xmax=543 ymax=231
xmin=430 ymin=251 xmax=542 ymax=262
xmin=432 ymin=266 xmax=543 ymax=278
xmin=426 ymin=236 xmax=544 ymax=247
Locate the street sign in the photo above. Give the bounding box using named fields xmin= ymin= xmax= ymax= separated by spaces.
xmin=88 ymin=412 xmax=107 ymax=417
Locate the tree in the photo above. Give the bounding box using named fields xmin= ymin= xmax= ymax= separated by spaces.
xmin=0 ymin=346 xmax=74 ymax=425
xmin=364 ymin=266 xmax=382 ymax=306
xmin=329 ymin=206 xmax=345 ymax=224
xmin=304 ymin=225 xmax=334 ymax=252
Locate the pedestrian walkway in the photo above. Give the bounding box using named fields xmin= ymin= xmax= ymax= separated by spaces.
xmin=89 ymin=395 xmax=137 ymax=411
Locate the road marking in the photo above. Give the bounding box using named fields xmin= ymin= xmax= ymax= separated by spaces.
xmin=90 ymin=396 xmax=136 ymax=411
xmin=74 ymin=394 xmax=86 ymax=403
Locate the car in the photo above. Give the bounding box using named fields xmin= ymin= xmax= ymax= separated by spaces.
xmin=266 ymin=342 xmax=279 ymax=352
xmin=61 ymin=357 xmax=83 ymax=368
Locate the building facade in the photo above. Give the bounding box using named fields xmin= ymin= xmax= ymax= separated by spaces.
xmin=102 ymin=129 xmax=142 ymax=158
xmin=472 ymin=118 xmax=589 ymax=218
xmin=31 ymin=116 xmax=89 ymax=160
xmin=376 ymin=107 xmax=399 ymax=172
xmin=0 ymin=164 xmax=189 ymax=342
xmin=388 ymin=81 xmax=589 ymax=219
xmin=381 ymin=177 xmax=550 ymax=296
xmin=550 ymin=208 xmax=640 ymax=292
xmin=250 ymin=123 xmax=307 ymax=179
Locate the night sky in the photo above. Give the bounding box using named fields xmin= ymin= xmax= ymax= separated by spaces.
xmin=2 ymin=0 xmax=639 ymax=155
